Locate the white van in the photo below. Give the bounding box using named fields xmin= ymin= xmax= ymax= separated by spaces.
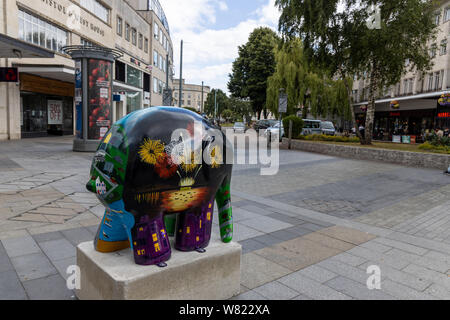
xmin=302 ymin=120 xmax=322 ymax=135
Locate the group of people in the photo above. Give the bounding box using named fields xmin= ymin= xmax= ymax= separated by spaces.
xmin=434 ymin=127 xmax=450 ymax=138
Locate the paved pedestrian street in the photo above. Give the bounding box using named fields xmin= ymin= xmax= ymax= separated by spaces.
xmin=0 ymin=136 xmax=449 ymax=300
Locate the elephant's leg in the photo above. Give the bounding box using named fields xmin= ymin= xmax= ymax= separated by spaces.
xmin=94 ymin=209 xmax=130 ymax=253
xmin=175 ymin=198 xmax=215 ymax=252
xmin=216 ymin=177 xmax=233 ymax=243
xmin=130 ymin=213 xmax=171 ymax=266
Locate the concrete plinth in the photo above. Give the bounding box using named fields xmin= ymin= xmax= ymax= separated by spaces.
xmin=75 ymin=239 xmax=242 ymax=300
xmin=73 ymin=139 xmax=101 ymax=152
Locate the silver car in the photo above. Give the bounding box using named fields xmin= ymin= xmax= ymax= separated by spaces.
xmin=233 ymin=122 xmax=246 ymax=133
xmin=301 ymin=120 xmax=322 ymax=135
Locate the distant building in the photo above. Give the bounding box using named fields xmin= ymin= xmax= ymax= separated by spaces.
xmin=172 ymin=79 xmax=210 ymax=112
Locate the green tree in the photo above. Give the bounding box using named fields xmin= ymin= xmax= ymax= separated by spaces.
xmin=266 ymin=38 xmax=352 ymax=120
xmin=276 ymin=0 xmax=439 ymax=144
xmin=228 ymin=97 xmax=253 ymax=124
xmin=228 ymin=27 xmax=279 ymax=119
xmin=204 ymin=89 xmax=229 ymax=119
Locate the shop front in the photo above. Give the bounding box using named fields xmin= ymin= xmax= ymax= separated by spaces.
xmin=437 ymin=94 xmax=450 ymax=130
xmin=20 ymin=73 xmax=74 ymax=138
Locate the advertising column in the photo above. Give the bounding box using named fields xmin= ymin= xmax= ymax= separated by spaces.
xmin=75 ymin=60 xmax=83 ymax=139
xmin=88 ymin=59 xmax=112 ymax=140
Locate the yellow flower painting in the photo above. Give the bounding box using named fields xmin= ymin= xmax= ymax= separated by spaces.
xmin=138 ymin=139 xmax=165 ymax=165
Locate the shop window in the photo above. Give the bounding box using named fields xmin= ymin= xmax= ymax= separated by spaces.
xmin=126 ymin=65 xmax=142 ymax=88
xmin=126 ymin=92 xmax=142 ymax=114
xmin=18 ymin=9 xmax=67 ymax=54
xmin=446 ymin=7 xmax=450 ymax=22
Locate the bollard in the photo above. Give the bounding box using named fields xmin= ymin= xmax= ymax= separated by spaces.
xmin=288 ymin=120 xmax=293 ymax=150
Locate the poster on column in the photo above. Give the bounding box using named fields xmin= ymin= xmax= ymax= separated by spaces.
xmin=75 ymin=60 xmax=83 ymax=139
xmin=47 ymin=100 xmax=63 ymax=125
xmin=88 ymin=59 xmax=112 ymax=140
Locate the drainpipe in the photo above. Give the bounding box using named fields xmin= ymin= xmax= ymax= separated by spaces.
xmin=3 ymin=0 xmax=11 ymax=139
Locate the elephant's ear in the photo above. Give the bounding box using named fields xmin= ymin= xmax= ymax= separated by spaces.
xmin=216 ymin=177 xmax=233 ymax=243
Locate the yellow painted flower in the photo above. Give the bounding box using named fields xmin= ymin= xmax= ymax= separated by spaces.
xmin=181 ymin=151 xmax=200 ymax=172
xmin=138 ymin=139 xmax=165 ymax=165
xmin=210 ymin=146 xmax=223 ymax=169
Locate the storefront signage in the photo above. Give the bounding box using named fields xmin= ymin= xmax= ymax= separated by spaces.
xmin=390 ymin=112 xmax=401 ymax=117
xmin=390 ymin=100 xmax=400 ymax=110
xmin=47 ymin=100 xmax=63 ymax=125
xmin=392 ymin=135 xmax=401 ymax=143
xmin=0 ymin=68 xmax=19 ymax=82
xmin=438 ymin=112 xmax=450 ymax=118
xmin=438 ymin=93 xmax=450 ymax=107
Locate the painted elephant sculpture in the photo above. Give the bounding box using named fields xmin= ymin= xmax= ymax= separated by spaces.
xmin=86 ymin=107 xmax=233 ymax=266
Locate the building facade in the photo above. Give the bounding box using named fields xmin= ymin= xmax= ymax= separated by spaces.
xmin=172 ymin=79 xmax=210 ymax=112
xmin=352 ymin=0 xmax=450 ymax=141
xmin=0 ymin=0 xmax=173 ymax=140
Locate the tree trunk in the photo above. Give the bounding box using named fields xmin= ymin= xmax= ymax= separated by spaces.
xmin=342 ymin=77 xmax=363 ymax=142
xmin=365 ymin=64 xmax=380 ymax=145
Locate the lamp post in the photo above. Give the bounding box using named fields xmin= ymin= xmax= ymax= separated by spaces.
xmin=178 ymin=40 xmax=183 ymax=108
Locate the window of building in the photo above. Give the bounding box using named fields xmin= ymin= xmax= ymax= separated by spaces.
xmin=153 ymin=50 xmax=158 ymax=66
xmin=428 ymin=74 xmax=434 ymax=91
xmin=441 ymin=39 xmax=447 ymax=55
xmin=116 ymin=16 xmax=123 ymax=36
xmin=144 ymin=38 xmax=149 ymax=53
xmin=126 ymin=65 xmax=142 ymax=88
xmin=159 ymin=54 xmax=163 ymax=70
xmin=403 ymin=79 xmax=408 ymax=95
xmin=80 ymin=0 xmax=109 ymax=23
xmin=430 ymin=44 xmax=437 ymax=58
xmin=158 ymin=80 xmax=163 ymax=94
xmin=445 ymin=7 xmax=450 ymax=22
xmin=408 ymin=79 xmax=414 ymax=94
xmin=154 ymin=23 xmax=159 ymax=40
xmin=143 ymin=73 xmax=150 ymax=93
xmin=153 ymin=77 xmax=158 ymax=93
xmin=81 ymin=38 xmax=95 ymax=47
xmin=131 ymin=28 xmax=137 ymax=46
xmin=160 ymin=30 xmax=163 ymax=45
xmin=138 ymin=33 xmax=143 ymax=49
xmin=434 ymin=12 xmax=441 ymax=25
xmin=115 ymin=61 xmax=126 ymax=82
xmin=18 ymin=9 xmax=68 ymax=53
xmin=187 ymin=100 xmax=191 ymax=106
xmin=125 ymin=23 xmax=130 ymax=41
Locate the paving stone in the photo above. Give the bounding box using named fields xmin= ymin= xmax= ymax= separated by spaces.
xmin=269 ymin=230 xmax=302 ymax=242
xmin=325 ymin=276 xmax=395 ymax=300
xmin=384 ymin=248 xmax=450 ymax=273
xmin=317 ymin=226 xmax=376 ymax=246
xmin=253 ymin=281 xmax=299 ymax=300
xmin=0 ymin=250 xmax=14 ymax=273
xmin=61 ymin=227 xmax=94 ymax=246
xmin=330 ymin=252 xmax=368 ymax=267
xmin=299 ymin=223 xmax=324 ymax=232
xmin=291 ymin=294 xmax=313 ymax=300
xmin=233 ymin=223 xmax=264 ymax=242
xmin=52 ymin=256 xmax=77 ymax=280
xmin=283 ymin=226 xmax=314 ymax=237
xmin=32 ymin=231 xmax=64 ymax=243
xmin=252 ymin=234 xmax=284 ymax=247
xmin=39 ymin=238 xmax=76 ymax=262
xmin=84 ymin=224 xmax=99 ymax=236
xmin=240 ymin=253 xmax=292 ymax=289
xmin=303 ymin=232 xmax=355 ymax=252
xmin=267 ymin=213 xmax=306 ymax=226
xmin=373 ymin=238 xmax=429 ymax=256
xmin=347 ymin=246 xmax=410 ymax=270
xmin=278 ymin=272 xmax=352 ymax=300
xmin=0 ymin=270 xmax=27 ymax=300
xmin=296 ymin=265 xmax=338 ymax=284
xmin=254 ymin=238 xmax=342 ymax=272
xmin=239 ymin=205 xmax=274 ymax=216
xmin=424 ymin=283 xmax=450 ymax=300
xmin=1 ymin=235 xmax=41 ymax=258
xmin=317 ymin=258 xmax=370 ymax=285
xmin=231 ymin=208 xmax=262 ymax=222
xmin=11 ymin=253 xmax=58 ymax=282
xmin=359 ymin=241 xmax=392 ymax=253
xmin=239 ymin=216 xmax=293 ymax=234
xmin=239 ymin=239 xmax=267 ymax=254
xmin=380 ymin=279 xmax=436 ymax=300
xmin=403 ymin=264 xmax=450 ymax=290
xmin=22 ymin=274 xmax=74 ymax=300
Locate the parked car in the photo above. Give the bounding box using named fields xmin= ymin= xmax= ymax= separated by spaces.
xmin=301 ymin=119 xmax=322 ymax=136
xmin=254 ymin=119 xmax=278 ymax=132
xmin=320 ymin=121 xmax=336 ymax=136
xmin=265 ymin=122 xmax=285 ymax=141
xmin=233 ymin=122 xmax=246 ymax=133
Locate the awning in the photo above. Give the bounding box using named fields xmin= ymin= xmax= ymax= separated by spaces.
xmin=0 ymin=34 xmax=54 ymax=58
xmin=16 ymin=65 xmax=74 ymax=83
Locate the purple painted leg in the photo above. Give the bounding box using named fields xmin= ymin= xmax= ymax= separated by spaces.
xmin=131 ymin=214 xmax=171 ymax=266
xmin=175 ymin=199 xmax=214 ymax=252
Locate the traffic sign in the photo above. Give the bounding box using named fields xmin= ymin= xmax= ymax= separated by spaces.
xmin=279 ymin=93 xmax=288 ymax=113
